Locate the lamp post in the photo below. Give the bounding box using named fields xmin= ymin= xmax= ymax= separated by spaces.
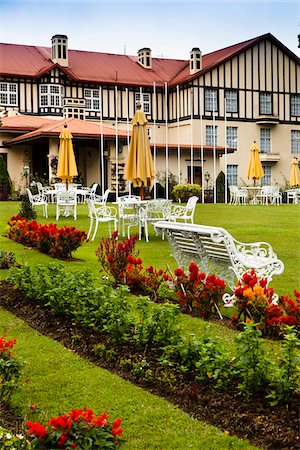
xmin=204 ymin=171 xmax=210 ymax=190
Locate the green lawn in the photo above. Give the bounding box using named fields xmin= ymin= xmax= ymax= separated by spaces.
xmin=0 ymin=200 xmax=299 ymax=449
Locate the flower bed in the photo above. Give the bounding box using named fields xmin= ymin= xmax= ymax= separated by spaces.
xmin=7 ymin=216 xmax=87 ymax=260
xmin=0 ymin=335 xmax=22 ymax=403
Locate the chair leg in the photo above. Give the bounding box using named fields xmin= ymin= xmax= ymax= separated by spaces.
xmin=74 ymin=204 xmax=77 ymax=220
xmin=92 ymin=220 xmax=99 ymax=241
xmin=87 ymin=218 xmax=93 ymax=239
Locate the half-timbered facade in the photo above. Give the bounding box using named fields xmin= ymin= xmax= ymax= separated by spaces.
xmin=0 ymin=33 xmax=299 ymax=197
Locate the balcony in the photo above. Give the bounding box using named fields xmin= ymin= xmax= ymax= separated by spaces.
xmin=255 ymin=115 xmax=280 ymax=125
xmin=259 ymin=152 xmax=280 ymax=162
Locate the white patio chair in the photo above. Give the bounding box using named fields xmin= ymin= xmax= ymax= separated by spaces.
xmin=256 ymin=186 xmax=274 ymax=205
xmin=229 ymin=186 xmax=248 ymax=205
xmin=87 ymin=198 xmax=118 ymax=240
xmin=56 ymin=190 xmax=77 ymax=220
xmin=138 ymin=199 xmax=172 ymax=242
xmin=26 ymin=188 xmax=48 ymax=218
xmin=169 ymin=196 xmax=198 ymax=223
xmin=36 ymin=181 xmax=55 ymax=203
xmin=286 ymin=189 xmax=300 ymax=204
xmin=117 ymin=195 xmax=141 ymax=238
xmin=271 ymin=186 xmax=282 ymax=205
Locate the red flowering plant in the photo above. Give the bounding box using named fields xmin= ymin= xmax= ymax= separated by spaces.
xmin=96 ymin=231 xmax=138 ymax=285
xmin=26 ymin=407 xmax=124 ymax=449
xmin=265 ymin=290 xmax=300 ymax=334
xmin=123 ymin=256 xmax=171 ymax=299
xmin=0 ymin=336 xmax=22 ymax=402
xmin=173 ymin=262 xmax=226 ymax=318
xmin=231 ymin=269 xmax=275 ymax=330
xmin=7 ymin=217 xmax=87 ymax=260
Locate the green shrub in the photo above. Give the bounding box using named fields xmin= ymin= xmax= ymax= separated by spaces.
xmin=0 ymin=249 xmax=18 ymax=269
xmin=19 ymin=195 xmax=37 ymax=220
xmin=171 ymin=183 xmax=201 ymax=202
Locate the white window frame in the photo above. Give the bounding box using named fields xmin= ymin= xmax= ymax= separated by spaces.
xmin=291 ymin=94 xmax=300 ymax=117
xmin=291 ymin=130 xmax=300 ymax=154
xmin=135 ymin=92 xmax=151 ymax=114
xmin=226 ymin=126 xmax=238 ymax=148
xmin=84 ymin=88 xmax=101 ymax=111
xmin=0 ymin=82 xmax=18 ymax=106
xmin=205 ymin=88 xmax=218 ymax=112
xmin=206 ymin=125 xmax=217 ymax=146
xmin=39 ymin=84 xmax=64 ymax=108
xmin=259 ymin=92 xmax=272 ymax=115
xmin=225 ymin=90 xmax=237 ymax=113
xmin=227 ymin=165 xmax=238 ymax=186
xmin=260 ymin=128 xmax=271 ymax=153
xmin=261 ymin=166 xmax=271 ymax=186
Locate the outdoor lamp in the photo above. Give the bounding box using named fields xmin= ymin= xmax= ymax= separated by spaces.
xmin=204 ymin=171 xmax=210 ymax=189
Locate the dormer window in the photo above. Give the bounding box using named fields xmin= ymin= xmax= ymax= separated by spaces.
xmin=39 ymin=84 xmax=64 ymax=108
xmin=137 ymin=48 xmax=152 ymax=69
xmin=51 ymin=34 xmax=68 ymax=67
xmin=190 ymin=48 xmax=202 ymax=75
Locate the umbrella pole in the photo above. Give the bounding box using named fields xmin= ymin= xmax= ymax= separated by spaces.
xmin=253 ymin=178 xmax=256 ymax=187
xmin=140 ymin=186 xmax=144 ymax=200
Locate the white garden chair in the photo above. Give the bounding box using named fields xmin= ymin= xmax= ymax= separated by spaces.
xmin=87 ymin=198 xmax=118 ymax=240
xmin=117 ymin=195 xmax=141 ymax=238
xmin=26 ymin=188 xmax=48 ymax=218
xmin=138 ymin=199 xmax=172 ymax=242
xmin=229 ymin=186 xmax=248 ymax=205
xmin=168 ymin=196 xmax=198 ymax=223
xmin=56 ymin=190 xmax=77 ymax=220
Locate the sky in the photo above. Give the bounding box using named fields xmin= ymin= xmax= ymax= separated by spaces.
xmin=0 ymin=1 xmax=299 ymax=60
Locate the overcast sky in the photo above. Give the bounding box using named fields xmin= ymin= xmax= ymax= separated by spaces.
xmin=0 ymin=1 xmax=299 ymax=59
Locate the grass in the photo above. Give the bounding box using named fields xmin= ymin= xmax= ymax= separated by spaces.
xmin=0 ymin=200 xmax=299 ymax=448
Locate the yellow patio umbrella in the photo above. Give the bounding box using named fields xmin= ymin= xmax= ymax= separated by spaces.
xmin=124 ymin=103 xmax=155 ymax=199
xmin=57 ymin=124 xmax=78 ymax=189
xmin=246 ymin=141 xmax=264 ymax=186
xmin=290 ymin=157 xmax=300 ymax=187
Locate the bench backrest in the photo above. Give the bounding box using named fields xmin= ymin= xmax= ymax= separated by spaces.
xmin=154 ymin=221 xmax=284 ymax=290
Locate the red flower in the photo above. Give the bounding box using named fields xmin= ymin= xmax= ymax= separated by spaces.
xmin=26 ymin=421 xmax=48 ymax=439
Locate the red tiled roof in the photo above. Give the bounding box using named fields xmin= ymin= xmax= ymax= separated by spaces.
xmin=2 ymin=116 xmax=128 ymax=145
xmin=2 ymin=33 xmax=297 ymax=88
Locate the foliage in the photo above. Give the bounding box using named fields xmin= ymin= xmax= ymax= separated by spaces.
xmin=235 ymin=323 xmax=270 ymax=398
xmin=7 ymin=216 xmax=87 ymax=260
xmin=26 ymin=408 xmax=124 ymax=449
xmin=134 ymin=299 xmax=182 ymax=350
xmin=171 ymin=183 xmax=201 ymax=202
xmin=0 ymin=426 xmax=32 ymax=449
xmin=96 ymin=232 xmax=138 ymax=284
xmin=231 ymin=270 xmax=300 ymax=335
xmin=19 ymin=194 xmax=37 ymax=220
xmin=156 ymin=170 xmax=179 ymax=199
xmin=0 ymin=249 xmax=18 ymax=269
xmin=173 ymin=262 xmax=226 ymax=318
xmin=216 ymin=171 xmax=225 ymax=203
xmin=0 ymin=336 xmax=22 ymax=403
xmin=267 ymin=326 xmax=300 ymax=405
xmin=0 ymin=155 xmax=12 ymax=198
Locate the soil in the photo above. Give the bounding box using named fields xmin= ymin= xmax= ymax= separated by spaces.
xmin=0 ymin=281 xmax=299 ymax=450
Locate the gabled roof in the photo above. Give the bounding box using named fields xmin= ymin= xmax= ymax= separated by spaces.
xmin=2 ymin=115 xmax=128 ymax=145
xmin=0 ymin=33 xmax=299 ymax=88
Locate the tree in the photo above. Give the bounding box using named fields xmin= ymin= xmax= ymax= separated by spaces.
xmin=0 ymin=155 xmax=12 ymax=200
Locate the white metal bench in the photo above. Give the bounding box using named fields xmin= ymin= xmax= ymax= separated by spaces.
xmin=154 ymin=221 xmax=284 ymax=291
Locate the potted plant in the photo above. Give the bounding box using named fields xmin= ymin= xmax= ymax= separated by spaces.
xmin=0 ymin=155 xmax=12 ymax=201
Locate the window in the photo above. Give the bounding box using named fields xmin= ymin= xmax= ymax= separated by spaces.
xmin=261 ymin=166 xmax=271 ymax=186
xmin=39 ymin=84 xmax=64 ymax=108
xmin=225 ymin=90 xmax=237 ymax=113
xmin=206 ymin=125 xmax=217 ymax=146
xmin=135 ymin=92 xmax=151 ymax=114
xmin=291 ymin=94 xmax=300 ymax=116
xmin=227 ymin=165 xmax=238 ymax=186
xmin=291 ymin=130 xmax=300 ymax=154
xmin=226 ymin=127 xmax=238 ymax=148
xmin=0 ymin=82 xmax=18 ymax=106
xmin=84 ymin=89 xmax=100 ymax=111
xmin=259 ymin=92 xmax=272 ymax=114
xmin=205 ymin=89 xmax=218 ymax=112
xmin=260 ymin=128 xmax=271 ymax=153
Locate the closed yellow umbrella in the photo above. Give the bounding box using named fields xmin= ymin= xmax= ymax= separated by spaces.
xmin=290 ymin=157 xmax=300 ymax=187
xmin=246 ymin=141 xmax=264 ymax=186
xmin=124 ymin=104 xmax=155 ymax=199
xmin=57 ymin=124 xmax=78 ymax=188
